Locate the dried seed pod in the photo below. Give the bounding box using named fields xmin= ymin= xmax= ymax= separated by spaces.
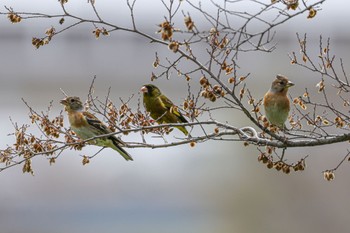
xmin=274 ymin=161 xmax=283 ymax=171
xmin=239 ymin=76 xmax=246 ymax=81
xmin=168 ymin=41 xmax=180 ymax=53
xmin=93 ymin=28 xmax=101 ymax=39
xmin=221 ymin=62 xmax=227 ymax=70
xmin=323 ymin=170 xmax=335 ymax=181
xmin=307 ymin=7 xmax=317 ymax=19
xmin=200 ymin=90 xmax=208 ymax=98
xmin=101 ymin=28 xmax=109 ymax=36
xmin=225 ymin=67 xmax=233 ymax=75
xmin=7 ymin=13 xmax=22 ymax=23
xmin=184 ymin=16 xmax=195 ymax=31
xmin=49 ymin=158 xmax=56 ymax=165
xmin=199 ymin=76 xmax=209 ymax=86
xmin=183 ymin=101 xmax=189 ymax=110
xmin=316 ymin=80 xmax=325 ymax=92
xmin=214 ymin=127 xmax=219 ymax=134
xmin=213 ymin=85 xmax=222 ymax=94
xmin=293 ymin=97 xmax=300 ymax=105
xmin=266 ymin=160 xmax=273 ymax=169
xmin=158 ymin=21 xmax=173 ymax=41
xmin=82 ymin=156 xmax=90 ymax=166
xmin=266 ymin=146 xmax=273 ymax=154
xmin=209 ymin=95 xmax=217 ymax=102
xmin=257 ymin=153 xmax=264 ymax=162
xmin=282 ymin=165 xmax=291 ymax=174
xmin=220 ymin=90 xmax=225 ymax=97
xmin=228 ymin=77 xmax=235 ymax=84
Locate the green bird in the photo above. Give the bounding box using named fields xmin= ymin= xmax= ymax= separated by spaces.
xmin=141 ymin=84 xmax=189 ymax=136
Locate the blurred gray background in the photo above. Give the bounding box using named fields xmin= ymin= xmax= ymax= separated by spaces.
xmin=1 ymin=1 xmax=350 ymax=233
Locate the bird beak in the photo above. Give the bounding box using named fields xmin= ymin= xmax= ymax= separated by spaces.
xmin=140 ymin=86 xmax=148 ymax=93
xmin=60 ymin=98 xmax=68 ymax=105
xmin=286 ymin=81 xmax=295 ymax=88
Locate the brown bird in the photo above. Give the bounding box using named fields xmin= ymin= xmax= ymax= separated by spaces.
xmin=263 ymin=75 xmax=295 ymax=128
xmin=60 ymin=96 xmax=133 ymax=161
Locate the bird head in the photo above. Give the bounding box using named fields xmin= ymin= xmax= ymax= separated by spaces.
xmin=271 ymin=75 xmax=294 ymax=93
xmin=60 ymin=96 xmax=84 ymax=111
xmin=140 ymin=84 xmax=162 ymax=97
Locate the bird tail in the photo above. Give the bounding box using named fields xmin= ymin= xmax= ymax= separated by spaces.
xmin=176 ymin=126 xmax=189 ymax=136
xmin=109 ymin=137 xmax=133 ymax=161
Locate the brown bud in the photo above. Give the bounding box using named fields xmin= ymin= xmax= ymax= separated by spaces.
xmin=257 ymin=153 xmax=264 ymax=162
xmin=286 ymin=1 xmax=298 ymax=10
xmin=49 ymin=158 xmax=56 ymax=165
xmin=220 ymin=90 xmax=225 ymax=97
xmin=183 ymin=101 xmax=189 ymax=110
xmin=307 ymin=8 xmax=317 ymax=19
xmin=261 ymin=116 xmax=268 ymax=122
xmin=199 ymin=76 xmax=209 ymax=86
xmin=184 ymin=16 xmax=195 ymax=31
xmin=225 ymin=67 xmax=233 ymax=75
xmin=323 ymin=170 xmax=335 ymax=181
xmin=266 ymin=146 xmax=273 ymax=154
xmin=221 ymin=62 xmax=227 ymax=70
xmin=200 ymin=90 xmax=208 ymax=98
xmin=168 ymin=41 xmax=180 ymax=53
xmin=266 ymin=160 xmax=273 ymax=169
xmin=262 ymin=156 xmax=269 ymax=164
xmin=214 ymin=127 xmax=219 ymax=134
xmin=102 ymin=28 xmax=109 ymax=36
xmin=274 ymin=161 xmax=283 ymax=171
xmin=151 ymin=72 xmax=157 ymax=81
xmin=213 ymin=85 xmax=222 ymax=94
xmin=82 ymin=156 xmax=90 ymax=165
xmin=7 ymin=13 xmax=22 ymax=23
xmin=93 ymin=28 xmax=101 ymax=39
xmin=282 ymin=165 xmax=291 ymax=174
xmin=239 ymin=76 xmax=246 ymax=81
xmin=228 ymin=77 xmax=235 ymax=84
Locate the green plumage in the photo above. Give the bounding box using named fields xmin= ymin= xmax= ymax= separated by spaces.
xmin=141 ymin=84 xmax=189 ymax=136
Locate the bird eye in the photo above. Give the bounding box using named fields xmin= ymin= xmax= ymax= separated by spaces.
xmin=70 ymin=99 xmax=75 ymax=103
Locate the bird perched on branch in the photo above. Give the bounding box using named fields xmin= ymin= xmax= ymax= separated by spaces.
xmin=141 ymin=84 xmax=189 ymax=136
xmin=60 ymin=96 xmax=133 ymax=161
xmin=263 ymin=75 xmax=295 ymax=129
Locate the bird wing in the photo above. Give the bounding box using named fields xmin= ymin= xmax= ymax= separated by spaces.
xmin=83 ymin=111 xmax=112 ymax=134
xmin=83 ymin=111 xmax=127 ymax=146
xmin=159 ymin=94 xmax=174 ymax=109
xmin=159 ymin=94 xmax=188 ymax=123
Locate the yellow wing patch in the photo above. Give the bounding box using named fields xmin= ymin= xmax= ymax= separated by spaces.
xmin=170 ymin=105 xmax=181 ymax=117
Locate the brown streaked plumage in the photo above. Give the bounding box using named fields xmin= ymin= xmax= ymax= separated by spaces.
xmin=60 ymin=96 xmax=133 ymax=161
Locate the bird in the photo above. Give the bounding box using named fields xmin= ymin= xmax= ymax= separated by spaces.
xmin=60 ymin=96 xmax=133 ymax=161
xmin=140 ymin=84 xmax=189 ymax=136
xmin=263 ymin=75 xmax=295 ymax=129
